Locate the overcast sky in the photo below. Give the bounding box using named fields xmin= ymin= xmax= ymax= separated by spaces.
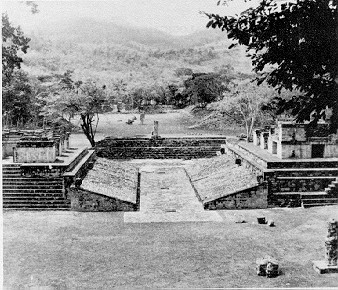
xmin=3 ymin=0 xmax=260 ymax=35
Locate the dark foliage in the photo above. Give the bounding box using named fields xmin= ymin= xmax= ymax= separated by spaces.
xmin=2 ymin=13 xmax=31 ymax=86
xmin=206 ymin=0 xmax=338 ymax=132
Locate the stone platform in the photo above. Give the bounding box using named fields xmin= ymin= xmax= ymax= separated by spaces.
xmin=233 ymin=142 xmax=338 ymax=169
xmin=226 ymin=141 xmax=338 ymax=208
xmin=124 ymin=166 xmax=222 ymax=223
xmin=2 ymin=147 xmax=96 ymax=210
xmin=313 ymin=261 xmax=338 ymax=274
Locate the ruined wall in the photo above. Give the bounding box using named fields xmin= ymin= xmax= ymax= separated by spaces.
xmin=277 ymin=143 xmax=312 ymax=159
xmin=14 ymin=146 xmax=57 ymax=163
xmin=2 ymin=137 xmax=22 ymax=158
xmin=204 ymin=184 xmax=268 ymax=210
xmin=278 ymin=124 xmax=307 ymax=142
xmin=324 ymin=144 xmax=338 ymax=158
xmin=69 ymin=187 xmax=137 ymax=211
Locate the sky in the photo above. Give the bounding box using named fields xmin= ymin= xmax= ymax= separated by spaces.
xmin=2 ymin=0 xmax=260 ymax=35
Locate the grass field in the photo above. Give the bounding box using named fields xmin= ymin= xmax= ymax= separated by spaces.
xmin=3 ymin=206 xmax=338 ymax=288
xmin=69 ymin=109 xmax=243 ymax=147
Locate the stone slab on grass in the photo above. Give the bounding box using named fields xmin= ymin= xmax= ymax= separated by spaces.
xmin=313 ymin=261 xmax=338 ymax=274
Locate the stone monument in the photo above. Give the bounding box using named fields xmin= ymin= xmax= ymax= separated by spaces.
xmin=151 ymin=121 xmax=159 ymax=139
xmin=313 ymin=219 xmax=338 ymax=274
xmin=140 ymin=112 xmax=145 ymax=125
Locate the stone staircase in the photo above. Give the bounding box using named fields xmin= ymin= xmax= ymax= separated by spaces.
xmin=300 ymin=190 xmax=338 ymax=208
xmin=301 ymin=177 xmax=338 ymax=208
xmin=2 ymin=164 xmax=71 ymax=210
xmin=271 ymin=169 xmax=338 ymax=208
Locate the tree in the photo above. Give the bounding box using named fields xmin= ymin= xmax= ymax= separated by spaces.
xmin=2 ymin=13 xmax=30 ymax=86
xmin=205 ymin=0 xmax=338 ymax=132
xmin=111 ymin=79 xmax=128 ymax=112
xmin=2 ymin=70 xmax=33 ymax=127
xmin=215 ymin=82 xmax=276 ymax=140
xmin=42 ymin=74 xmax=106 ymax=147
xmin=182 ymin=73 xmax=231 ymax=107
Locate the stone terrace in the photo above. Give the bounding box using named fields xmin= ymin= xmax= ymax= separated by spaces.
xmin=226 ymin=141 xmax=338 ymax=208
xmin=236 ymin=141 xmax=338 ymax=169
xmin=2 ymin=147 xmax=95 ymax=210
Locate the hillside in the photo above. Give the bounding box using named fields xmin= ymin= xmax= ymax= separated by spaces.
xmin=21 ymin=18 xmax=253 ymax=85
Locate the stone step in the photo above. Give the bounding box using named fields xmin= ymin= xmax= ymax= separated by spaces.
xmin=2 ymin=168 xmax=21 ymax=172
xmin=302 ymin=197 xmax=338 ymax=203
xmin=2 ymin=179 xmax=63 ymax=184
xmin=3 ymin=204 xmax=71 ymax=209
xmin=2 ymin=173 xmax=22 ymax=176
xmin=3 ymin=197 xmax=70 ymax=202
xmin=300 ymin=192 xmax=329 ymax=199
xmin=2 ymin=185 xmax=64 ymax=190
xmin=3 ymin=194 xmax=65 ymax=199
xmin=2 ymin=180 xmax=63 ymax=186
xmin=2 ymin=164 xmax=21 ymax=168
xmin=3 ymin=201 xmax=70 ymax=206
xmin=3 ymin=189 xmax=64 ymax=194
xmin=3 ymin=177 xmax=63 ymax=181
xmin=302 ymin=200 xmax=338 ymax=208
xmin=3 ymin=207 xmax=70 ymax=211
xmin=2 ymin=174 xmax=22 ymax=178
xmin=273 ymin=169 xmax=338 ymax=177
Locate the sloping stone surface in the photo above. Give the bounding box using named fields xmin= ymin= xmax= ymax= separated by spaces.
xmin=81 ymin=158 xmax=138 ymax=203
xmin=184 ymin=155 xmax=258 ymax=202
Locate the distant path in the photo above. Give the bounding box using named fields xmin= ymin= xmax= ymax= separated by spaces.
xmin=124 ymin=166 xmax=222 ymax=223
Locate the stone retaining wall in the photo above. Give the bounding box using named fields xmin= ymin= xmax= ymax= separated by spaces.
xmin=98 ymin=137 xmax=226 ymax=148
xmin=269 ymin=177 xmax=336 ymax=193
xmin=204 ymin=184 xmax=268 ymax=210
xmin=96 ymin=137 xmax=226 ymax=159
xmin=97 ymin=146 xmax=220 ymax=159
xmin=69 ymin=187 xmax=136 ymax=211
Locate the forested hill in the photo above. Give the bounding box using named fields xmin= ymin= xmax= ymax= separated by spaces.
xmin=22 ymin=18 xmax=253 ymax=86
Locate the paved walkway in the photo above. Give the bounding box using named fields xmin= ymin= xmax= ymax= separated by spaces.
xmin=124 ymin=166 xmax=222 ymax=223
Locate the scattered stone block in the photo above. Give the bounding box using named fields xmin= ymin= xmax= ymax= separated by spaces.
xmin=235 ymin=217 xmax=246 ymax=223
xmin=256 ymin=256 xmax=279 ymax=277
xmin=268 ymin=220 xmax=275 ymax=227
xmin=257 ymin=217 xmax=266 ymax=224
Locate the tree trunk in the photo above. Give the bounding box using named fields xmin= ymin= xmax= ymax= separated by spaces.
xmin=80 ymin=114 xmax=96 ymax=147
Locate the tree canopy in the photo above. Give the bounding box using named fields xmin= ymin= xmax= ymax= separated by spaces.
xmin=2 ymin=13 xmax=30 ymax=86
xmin=206 ymin=0 xmax=338 ymax=132
xmin=41 ymin=73 xmax=107 ymax=147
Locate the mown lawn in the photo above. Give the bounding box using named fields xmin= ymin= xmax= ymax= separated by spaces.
xmin=69 ymin=109 xmax=243 ymax=148
xmin=3 ymin=205 xmax=338 ymax=289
